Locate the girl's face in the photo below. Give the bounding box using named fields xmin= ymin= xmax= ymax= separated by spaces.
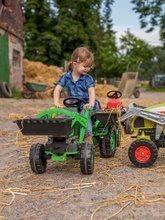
xmin=73 ymin=59 xmax=93 ymax=75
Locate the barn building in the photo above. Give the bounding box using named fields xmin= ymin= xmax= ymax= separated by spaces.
xmin=0 ymin=0 xmax=24 ymax=96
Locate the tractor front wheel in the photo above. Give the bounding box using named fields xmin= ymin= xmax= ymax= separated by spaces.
xmin=80 ymin=143 xmax=94 ymax=175
xmin=128 ymin=139 xmax=158 ymax=167
xmin=29 ymin=143 xmax=47 ymax=174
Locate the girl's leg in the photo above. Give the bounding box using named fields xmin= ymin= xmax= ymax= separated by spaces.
xmin=81 ymin=109 xmax=93 ymax=144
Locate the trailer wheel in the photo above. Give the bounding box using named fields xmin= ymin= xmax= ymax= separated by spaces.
xmin=128 ymin=139 xmax=158 ymax=168
xmin=0 ymin=82 xmax=12 ymax=98
xmin=99 ymin=127 xmax=116 ymax=158
xmin=22 ymin=91 xmax=33 ymax=99
xmin=29 ymin=143 xmax=47 ymax=174
xmin=80 ymin=143 xmax=94 ymax=175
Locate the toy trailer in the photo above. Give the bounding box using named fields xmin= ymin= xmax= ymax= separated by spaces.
xmin=121 ymin=103 xmax=165 ymax=167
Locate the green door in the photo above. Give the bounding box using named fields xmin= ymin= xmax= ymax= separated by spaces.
xmin=0 ymin=35 xmax=10 ymax=83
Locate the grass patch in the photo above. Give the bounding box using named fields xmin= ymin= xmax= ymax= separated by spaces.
xmin=146 ymin=87 xmax=165 ymax=92
xmin=12 ymin=87 xmax=23 ymax=99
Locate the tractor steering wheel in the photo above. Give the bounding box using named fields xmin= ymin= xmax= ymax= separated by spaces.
xmin=107 ymin=90 xmax=122 ymax=99
xmin=63 ymin=97 xmax=87 ymax=108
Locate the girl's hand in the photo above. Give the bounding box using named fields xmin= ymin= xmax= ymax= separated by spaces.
xmin=54 ymin=102 xmax=63 ymax=108
xmin=83 ymin=103 xmax=94 ymax=110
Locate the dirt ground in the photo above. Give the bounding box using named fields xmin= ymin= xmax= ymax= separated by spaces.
xmin=0 ymin=91 xmax=165 ymax=220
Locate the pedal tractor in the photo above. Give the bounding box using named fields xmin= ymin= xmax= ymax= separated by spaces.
xmin=121 ymin=103 xmax=165 ymax=167
xmin=14 ymin=91 xmax=122 ymax=175
xmin=94 ymin=90 xmax=122 ymax=157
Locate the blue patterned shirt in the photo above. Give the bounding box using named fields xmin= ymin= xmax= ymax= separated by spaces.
xmin=57 ymin=71 xmax=100 ymax=110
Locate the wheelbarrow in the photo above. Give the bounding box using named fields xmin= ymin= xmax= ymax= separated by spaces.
xmin=118 ymin=72 xmax=141 ymax=98
xmin=23 ymin=82 xmax=66 ymax=99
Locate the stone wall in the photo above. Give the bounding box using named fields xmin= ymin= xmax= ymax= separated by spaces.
xmin=9 ymin=34 xmax=23 ymax=90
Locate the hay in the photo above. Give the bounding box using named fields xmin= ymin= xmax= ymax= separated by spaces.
xmin=1 ymin=188 xmax=28 ymax=206
xmin=23 ymin=59 xmax=63 ymax=86
xmin=95 ymin=84 xmax=117 ymax=98
xmin=0 ymin=182 xmax=97 ymax=207
xmin=90 ymin=184 xmax=165 ymax=220
xmin=8 ymin=113 xmax=28 ymax=121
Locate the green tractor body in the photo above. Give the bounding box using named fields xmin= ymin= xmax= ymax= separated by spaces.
xmin=15 ymin=96 xmax=121 ymax=175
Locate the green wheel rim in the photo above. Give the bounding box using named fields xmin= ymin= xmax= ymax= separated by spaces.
xmin=110 ymin=131 xmax=116 ymax=152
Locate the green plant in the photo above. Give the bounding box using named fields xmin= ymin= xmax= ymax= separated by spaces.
xmin=12 ymin=87 xmax=22 ymax=99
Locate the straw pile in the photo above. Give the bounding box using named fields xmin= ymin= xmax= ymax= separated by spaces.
xmin=23 ymin=60 xmax=117 ymax=99
xmin=95 ymin=84 xmax=117 ymax=98
xmin=23 ymin=59 xmax=63 ymax=86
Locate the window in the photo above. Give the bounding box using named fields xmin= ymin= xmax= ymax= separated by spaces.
xmin=13 ymin=49 xmax=21 ymax=67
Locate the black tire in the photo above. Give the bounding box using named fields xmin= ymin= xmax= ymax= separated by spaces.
xmin=0 ymin=82 xmax=12 ymax=98
xmin=99 ymin=127 xmax=117 ymax=158
xmin=80 ymin=143 xmax=94 ymax=175
xmin=29 ymin=143 xmax=47 ymax=174
xmin=124 ymin=118 xmax=134 ymax=134
xmin=133 ymin=88 xmax=140 ymax=98
xmin=128 ymin=139 xmax=158 ymax=168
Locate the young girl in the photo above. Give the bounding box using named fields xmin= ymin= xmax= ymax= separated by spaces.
xmin=54 ymin=46 xmax=100 ymax=110
xmin=53 ymin=46 xmax=99 ymax=143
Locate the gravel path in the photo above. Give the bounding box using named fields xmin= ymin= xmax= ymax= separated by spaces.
xmin=0 ymin=91 xmax=164 ymax=220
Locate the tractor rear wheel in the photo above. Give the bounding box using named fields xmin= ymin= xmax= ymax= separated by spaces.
xmin=29 ymin=143 xmax=47 ymax=174
xmin=99 ymin=127 xmax=116 ymax=158
xmin=80 ymin=143 xmax=94 ymax=175
xmin=128 ymin=139 xmax=158 ymax=167
xmin=115 ymin=125 xmax=121 ymax=147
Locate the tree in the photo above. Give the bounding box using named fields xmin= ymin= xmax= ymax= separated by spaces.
xmin=22 ymin=0 xmax=163 ymax=79
xmin=22 ymin=0 xmax=61 ymax=65
xmin=53 ymin=0 xmax=104 ymax=66
xmin=119 ymin=30 xmax=154 ymax=78
xmin=146 ymin=47 xmax=165 ymax=77
xmin=131 ymin=0 xmax=165 ymax=45
xmin=96 ymin=33 xmax=125 ymax=77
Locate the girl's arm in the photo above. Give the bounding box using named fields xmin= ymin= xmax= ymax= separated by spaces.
xmin=88 ymin=87 xmax=95 ymax=106
xmin=83 ymin=87 xmax=95 ymax=110
xmin=53 ymin=84 xmax=63 ymax=107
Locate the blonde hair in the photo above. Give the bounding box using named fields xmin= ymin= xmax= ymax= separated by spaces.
xmin=66 ymin=46 xmax=94 ymax=72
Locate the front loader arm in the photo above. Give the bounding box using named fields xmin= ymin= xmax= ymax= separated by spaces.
xmin=120 ymin=104 xmax=165 ymax=125
xmin=120 ymin=103 xmax=165 ymax=140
